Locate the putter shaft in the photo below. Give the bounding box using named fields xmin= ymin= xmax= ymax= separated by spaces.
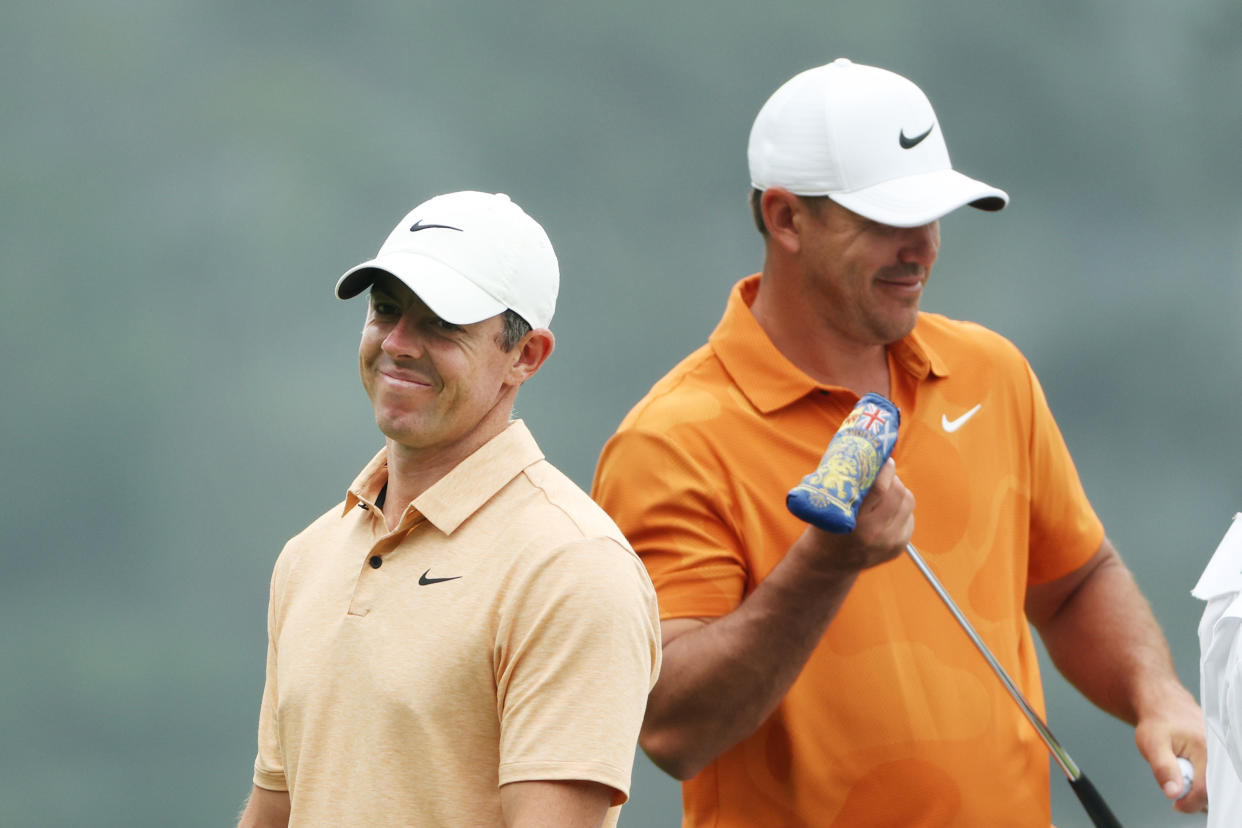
xmin=903 ymin=542 xmax=1081 ymax=781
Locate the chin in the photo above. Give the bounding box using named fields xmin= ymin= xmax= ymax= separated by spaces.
xmin=373 ymin=411 xmax=421 ymax=442
xmin=877 ymin=318 xmax=919 ymax=345
xmin=894 ymin=305 xmax=922 ymax=330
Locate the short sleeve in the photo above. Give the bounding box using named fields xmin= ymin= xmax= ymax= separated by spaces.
xmin=1023 ymin=362 xmax=1105 ymax=584
xmin=593 ymin=426 xmax=749 ymax=619
xmin=493 ymin=540 xmax=661 ymax=804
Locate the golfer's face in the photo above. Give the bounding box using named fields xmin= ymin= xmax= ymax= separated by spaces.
xmin=799 ymin=202 xmax=940 ymax=346
xmin=359 ymin=273 xmax=513 ymax=453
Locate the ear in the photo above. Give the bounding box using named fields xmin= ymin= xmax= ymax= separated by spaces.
xmin=761 ymin=188 xmax=808 ymax=255
xmin=505 ymin=328 xmax=555 ymax=386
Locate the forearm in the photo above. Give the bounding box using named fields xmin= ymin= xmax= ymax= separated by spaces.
xmin=1036 ymin=547 xmax=1187 ymax=724
xmin=641 ymin=529 xmax=862 ymax=779
xmin=641 ymin=459 xmax=913 ymax=779
xmin=1034 ymin=541 xmax=1206 ymax=811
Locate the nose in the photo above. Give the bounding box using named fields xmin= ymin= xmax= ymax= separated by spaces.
xmin=897 ymin=221 xmax=940 ymax=270
xmin=381 ymin=311 xmax=426 ymax=360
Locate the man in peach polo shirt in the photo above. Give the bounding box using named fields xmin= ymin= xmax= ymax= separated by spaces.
xmin=237 ymin=191 xmax=660 ymax=828
xmin=593 ymin=60 xmax=1205 ymax=825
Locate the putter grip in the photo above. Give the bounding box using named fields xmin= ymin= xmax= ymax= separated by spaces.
xmin=786 ymin=393 xmax=900 ymax=533
xmin=1068 ymin=774 xmax=1124 ymax=828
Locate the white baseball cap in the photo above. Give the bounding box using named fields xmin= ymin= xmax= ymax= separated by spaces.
xmin=336 ymin=191 xmax=559 ymax=329
xmin=748 ymin=59 xmax=1008 ymax=228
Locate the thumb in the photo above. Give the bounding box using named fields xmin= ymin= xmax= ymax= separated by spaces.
xmin=1147 ymin=746 xmax=1188 ymax=799
xmin=870 ymin=458 xmax=896 ymax=494
xmin=1159 ymin=766 xmax=1184 ymax=799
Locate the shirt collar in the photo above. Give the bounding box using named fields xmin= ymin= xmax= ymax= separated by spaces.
xmin=344 ymin=451 xmax=390 ymax=515
xmin=343 ymin=420 xmax=545 ymax=534
xmin=709 ymin=274 xmax=949 ymax=414
xmin=893 ymin=324 xmax=950 ymax=382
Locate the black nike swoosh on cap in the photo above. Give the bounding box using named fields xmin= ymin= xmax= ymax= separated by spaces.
xmin=899 ymin=125 xmax=935 ymax=149
xmin=409 ymin=219 xmax=463 ymax=232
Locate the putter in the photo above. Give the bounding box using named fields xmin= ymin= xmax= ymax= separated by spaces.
xmin=787 ymin=394 xmax=1129 ymax=828
xmin=904 ymin=541 xmax=1123 ymax=828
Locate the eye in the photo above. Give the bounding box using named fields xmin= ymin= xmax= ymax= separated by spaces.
xmin=863 ymin=219 xmax=899 ymax=237
xmin=434 ymin=318 xmax=463 ymax=333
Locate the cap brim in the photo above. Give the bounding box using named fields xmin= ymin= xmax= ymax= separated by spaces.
xmin=828 ymin=169 xmax=1008 ymax=228
xmin=335 ymin=250 xmax=507 ymax=325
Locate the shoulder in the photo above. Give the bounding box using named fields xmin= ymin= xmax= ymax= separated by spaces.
xmin=492 ymin=460 xmax=656 ymax=587
xmin=515 ymin=459 xmax=635 ymax=548
xmin=265 ymin=499 xmax=354 ymax=606
xmin=274 ymin=501 xmax=349 ymax=566
xmin=912 ymin=312 xmax=1053 ymax=435
xmin=613 ymin=343 xmax=732 ymax=436
xmin=915 ymin=311 xmax=1031 ymax=374
xmin=916 ymin=311 xmax=1024 ymax=356
xmin=489 ymin=457 xmax=651 ymax=584
xmin=599 ymin=342 xmax=744 ymax=481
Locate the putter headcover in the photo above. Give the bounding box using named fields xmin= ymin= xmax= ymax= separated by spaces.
xmin=786 ymin=393 xmax=900 ymax=533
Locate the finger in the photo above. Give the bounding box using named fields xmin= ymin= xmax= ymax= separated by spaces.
xmin=877 ymin=464 xmax=915 ymax=521
xmin=1138 ymin=739 xmax=1183 ymax=800
xmin=855 ymin=462 xmax=892 ymax=522
xmin=1139 ymin=736 xmax=1199 ymax=805
xmin=1133 ymin=723 xmax=1179 ymax=797
xmin=1134 ymin=706 xmax=1209 ymax=811
xmin=1162 ymin=762 xmax=1183 ymax=800
xmin=871 ymin=458 xmax=895 ymax=494
xmin=1159 ymin=762 xmax=1184 ymax=799
xmin=1172 ymin=755 xmax=1208 ymax=813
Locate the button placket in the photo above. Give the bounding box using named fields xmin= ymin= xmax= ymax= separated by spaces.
xmin=347 ymin=515 xmax=427 ymax=617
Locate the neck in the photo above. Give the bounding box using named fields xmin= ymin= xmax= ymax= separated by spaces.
xmin=750 ymin=269 xmax=891 ymax=397
xmin=379 ymin=402 xmax=514 ymax=531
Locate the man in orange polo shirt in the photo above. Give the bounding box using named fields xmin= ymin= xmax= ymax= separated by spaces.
xmin=593 ymin=59 xmax=1205 ymax=825
xmin=237 ymin=191 xmax=660 ymax=828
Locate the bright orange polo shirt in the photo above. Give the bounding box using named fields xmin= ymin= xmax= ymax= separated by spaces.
xmin=254 ymin=420 xmax=661 ymax=828
xmin=593 ymin=275 xmax=1103 ymax=827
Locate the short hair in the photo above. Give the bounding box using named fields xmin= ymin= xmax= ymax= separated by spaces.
xmin=749 ymin=188 xmax=833 ymax=236
xmin=497 ymin=309 xmax=531 ymax=351
xmin=749 ymin=188 xmax=767 ymax=236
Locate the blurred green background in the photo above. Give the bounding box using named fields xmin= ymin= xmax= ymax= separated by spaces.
xmin=3 ymin=1 xmax=1239 ymax=826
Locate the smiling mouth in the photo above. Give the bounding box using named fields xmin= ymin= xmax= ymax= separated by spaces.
xmin=877 ymin=277 xmax=923 ymax=292
xmin=379 ymin=370 xmax=434 ymax=388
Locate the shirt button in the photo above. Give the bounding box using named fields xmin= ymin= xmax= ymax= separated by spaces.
xmin=369 ymin=555 xmax=382 ymax=569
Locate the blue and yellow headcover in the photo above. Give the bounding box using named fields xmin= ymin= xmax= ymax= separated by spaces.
xmin=786 ymin=392 xmax=900 ymax=533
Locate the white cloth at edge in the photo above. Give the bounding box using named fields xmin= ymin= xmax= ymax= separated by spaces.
xmin=1194 ymin=513 xmax=1242 ymax=827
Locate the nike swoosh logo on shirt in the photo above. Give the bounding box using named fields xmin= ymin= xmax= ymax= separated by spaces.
xmin=941 ymin=404 xmax=982 ymax=433
xmin=419 ymin=570 xmax=462 ymax=585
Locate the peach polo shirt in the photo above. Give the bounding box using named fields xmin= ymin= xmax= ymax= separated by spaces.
xmin=254 ymin=420 xmax=661 ymax=827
